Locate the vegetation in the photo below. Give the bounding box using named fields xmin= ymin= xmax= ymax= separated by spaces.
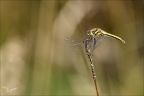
xmin=1 ymin=0 xmax=143 ymax=96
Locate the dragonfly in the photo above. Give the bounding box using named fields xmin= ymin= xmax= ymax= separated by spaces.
xmin=67 ymin=28 xmax=125 ymax=96
xmin=67 ymin=28 xmax=125 ymax=52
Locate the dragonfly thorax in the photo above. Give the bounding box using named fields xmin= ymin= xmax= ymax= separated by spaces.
xmin=87 ymin=28 xmax=104 ymax=37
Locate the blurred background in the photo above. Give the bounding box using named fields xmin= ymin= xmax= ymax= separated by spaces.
xmin=0 ymin=0 xmax=143 ymax=96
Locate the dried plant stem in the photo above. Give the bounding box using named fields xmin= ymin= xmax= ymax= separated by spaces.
xmin=85 ymin=47 xmax=99 ymax=96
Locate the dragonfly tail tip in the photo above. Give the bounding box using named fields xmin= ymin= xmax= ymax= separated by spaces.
xmin=122 ymin=40 xmax=126 ymax=44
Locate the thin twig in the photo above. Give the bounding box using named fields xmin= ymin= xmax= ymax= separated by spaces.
xmin=84 ymin=42 xmax=99 ymax=96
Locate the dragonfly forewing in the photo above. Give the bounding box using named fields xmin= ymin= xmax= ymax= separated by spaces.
xmin=66 ymin=32 xmax=89 ymax=47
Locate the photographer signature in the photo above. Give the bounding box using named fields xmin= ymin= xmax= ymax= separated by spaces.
xmin=1 ymin=86 xmax=18 ymax=94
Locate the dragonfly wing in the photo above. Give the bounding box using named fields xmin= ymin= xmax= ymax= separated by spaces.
xmin=66 ymin=32 xmax=88 ymax=46
xmin=83 ymin=34 xmax=104 ymax=52
xmin=90 ymin=34 xmax=104 ymax=52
